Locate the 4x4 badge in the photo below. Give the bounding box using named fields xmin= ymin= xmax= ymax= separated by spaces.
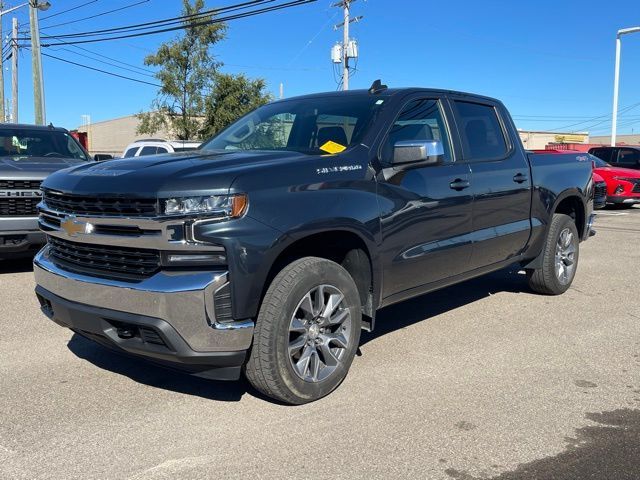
xmin=60 ymin=216 xmax=93 ymax=237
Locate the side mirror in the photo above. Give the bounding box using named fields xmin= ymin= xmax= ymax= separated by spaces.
xmin=393 ymin=140 xmax=444 ymax=166
xmin=93 ymin=154 xmax=113 ymax=161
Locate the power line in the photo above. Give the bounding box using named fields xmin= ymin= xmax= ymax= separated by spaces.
xmin=41 ymin=51 xmax=161 ymax=87
xmin=53 ymin=47 xmax=157 ymax=77
xmin=38 ymin=0 xmax=272 ymax=39
xmin=22 ymin=1 xmax=316 ymax=47
xmin=40 ymin=1 xmax=151 ymax=31
xmin=40 ymin=0 xmax=99 ymax=22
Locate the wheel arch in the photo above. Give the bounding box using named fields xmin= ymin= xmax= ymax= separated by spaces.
xmin=551 ymin=190 xmax=588 ymax=240
xmin=263 ymin=228 xmax=379 ymax=331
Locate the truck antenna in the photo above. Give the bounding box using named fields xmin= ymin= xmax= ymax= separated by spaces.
xmin=369 ymin=79 xmax=387 ymax=94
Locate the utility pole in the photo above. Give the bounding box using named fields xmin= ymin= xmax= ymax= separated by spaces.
xmin=331 ymin=1 xmax=362 ymax=91
xmin=0 ymin=1 xmax=5 ymax=121
xmin=341 ymin=1 xmax=349 ymax=90
xmin=29 ymin=0 xmax=46 ymax=125
xmin=11 ymin=17 xmax=17 ymax=123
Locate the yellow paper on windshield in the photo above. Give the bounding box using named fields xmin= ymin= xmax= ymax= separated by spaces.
xmin=320 ymin=140 xmax=346 ymax=154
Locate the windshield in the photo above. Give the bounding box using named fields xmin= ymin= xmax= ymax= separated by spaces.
xmin=590 ymin=154 xmax=610 ymax=168
xmin=200 ymin=95 xmax=386 ymax=155
xmin=0 ymin=128 xmax=89 ymax=160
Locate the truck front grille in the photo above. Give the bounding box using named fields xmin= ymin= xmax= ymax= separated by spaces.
xmin=47 ymin=236 xmax=161 ymax=279
xmin=0 ymin=197 xmax=40 ymax=216
xmin=42 ymin=189 xmax=158 ymax=217
xmin=0 ymin=180 xmax=42 ymax=189
xmin=0 ymin=179 xmax=42 ymax=216
xmin=594 ymin=181 xmax=607 ymax=208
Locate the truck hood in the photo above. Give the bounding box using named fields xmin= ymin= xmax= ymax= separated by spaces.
xmin=42 ymin=150 xmax=317 ymax=197
xmin=0 ymin=156 xmax=87 ymax=179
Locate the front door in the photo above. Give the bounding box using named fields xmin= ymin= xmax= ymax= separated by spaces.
xmin=377 ymin=97 xmax=473 ymax=298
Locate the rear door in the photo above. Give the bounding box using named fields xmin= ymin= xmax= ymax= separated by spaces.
xmin=450 ymin=98 xmax=532 ymax=268
xmin=377 ymin=95 xmax=473 ymax=297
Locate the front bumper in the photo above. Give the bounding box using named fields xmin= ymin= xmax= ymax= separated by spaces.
xmin=34 ymin=247 xmax=254 ymax=380
xmin=607 ymin=195 xmax=640 ymax=204
xmin=0 ymin=217 xmax=44 ymax=258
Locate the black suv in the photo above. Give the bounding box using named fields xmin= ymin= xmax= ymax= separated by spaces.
xmin=588 ymin=146 xmax=640 ymax=170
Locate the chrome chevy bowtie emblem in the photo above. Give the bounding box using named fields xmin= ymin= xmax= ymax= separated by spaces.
xmin=60 ymin=216 xmax=93 ymax=237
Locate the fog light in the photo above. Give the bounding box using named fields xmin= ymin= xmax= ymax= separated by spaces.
xmin=615 ymin=184 xmax=624 ymax=194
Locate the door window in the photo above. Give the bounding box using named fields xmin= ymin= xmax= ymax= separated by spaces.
xmin=156 ymin=147 xmax=169 ymax=154
xmin=589 ymin=148 xmax=613 ymax=163
xmin=616 ymin=148 xmax=640 ymax=166
xmin=383 ymin=98 xmax=452 ymax=162
xmin=123 ymin=147 xmax=138 ymax=158
xmin=454 ymin=101 xmax=508 ymax=161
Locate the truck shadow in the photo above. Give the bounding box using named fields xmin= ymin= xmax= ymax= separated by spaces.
xmin=361 ymin=267 xmax=531 ymax=346
xmin=67 ymin=334 xmax=251 ymax=402
xmin=0 ymin=257 xmax=34 ymax=274
xmin=66 ymin=266 xmax=531 ymax=404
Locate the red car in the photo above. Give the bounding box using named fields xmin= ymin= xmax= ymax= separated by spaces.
xmin=592 ymin=155 xmax=640 ymax=208
xmin=592 ymin=171 xmax=607 ymax=209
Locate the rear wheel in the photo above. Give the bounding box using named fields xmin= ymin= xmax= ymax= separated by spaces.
xmin=245 ymin=257 xmax=362 ymax=404
xmin=527 ymin=213 xmax=579 ymax=295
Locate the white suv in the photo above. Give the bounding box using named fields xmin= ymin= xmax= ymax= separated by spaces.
xmin=121 ymin=139 xmax=201 ymax=158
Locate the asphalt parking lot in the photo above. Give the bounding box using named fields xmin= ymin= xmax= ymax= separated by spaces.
xmin=1 ymin=207 xmax=639 ymax=480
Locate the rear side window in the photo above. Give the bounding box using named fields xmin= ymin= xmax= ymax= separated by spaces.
xmin=589 ymin=148 xmax=613 ymax=163
xmin=156 ymin=147 xmax=169 ymax=154
xmin=616 ymin=148 xmax=640 ymax=166
xmin=123 ymin=147 xmax=138 ymax=158
xmin=454 ymin=101 xmax=508 ymax=161
xmin=139 ymin=146 xmax=158 ymax=156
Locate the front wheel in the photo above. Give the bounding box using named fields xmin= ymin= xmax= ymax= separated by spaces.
xmin=527 ymin=213 xmax=580 ymax=295
xmin=245 ymin=257 xmax=362 ymax=404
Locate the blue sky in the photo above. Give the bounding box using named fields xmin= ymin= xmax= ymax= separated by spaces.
xmin=4 ymin=0 xmax=640 ymax=135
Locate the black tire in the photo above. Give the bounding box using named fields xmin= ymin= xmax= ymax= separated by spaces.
xmin=527 ymin=213 xmax=580 ymax=295
xmin=245 ymin=257 xmax=362 ymax=404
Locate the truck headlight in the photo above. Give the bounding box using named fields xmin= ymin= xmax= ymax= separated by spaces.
xmin=163 ymin=194 xmax=248 ymax=218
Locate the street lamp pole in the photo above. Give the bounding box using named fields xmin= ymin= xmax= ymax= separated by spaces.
xmin=611 ymin=26 xmax=640 ymax=146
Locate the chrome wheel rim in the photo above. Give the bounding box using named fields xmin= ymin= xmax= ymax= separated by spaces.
xmin=555 ymin=227 xmax=577 ymax=285
xmin=288 ymin=284 xmax=352 ymax=383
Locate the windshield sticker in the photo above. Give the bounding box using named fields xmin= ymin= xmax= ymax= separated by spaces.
xmin=317 ymin=165 xmax=363 ymax=175
xmin=319 ymin=140 xmax=347 ymax=154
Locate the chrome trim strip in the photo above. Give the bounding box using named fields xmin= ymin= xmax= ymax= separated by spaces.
xmin=38 ymin=206 xmax=224 ymax=251
xmin=34 ymin=247 xmax=253 ymax=352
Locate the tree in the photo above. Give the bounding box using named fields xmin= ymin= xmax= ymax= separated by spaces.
xmin=200 ymin=73 xmax=272 ymax=138
xmin=137 ymin=0 xmax=225 ymax=140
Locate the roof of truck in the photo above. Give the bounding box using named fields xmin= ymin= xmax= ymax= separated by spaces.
xmin=0 ymin=123 xmax=68 ymax=132
xmin=271 ymin=87 xmax=502 ymax=105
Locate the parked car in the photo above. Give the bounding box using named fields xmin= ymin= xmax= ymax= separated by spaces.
xmin=121 ymin=139 xmax=201 ymax=158
xmin=34 ymin=84 xmax=594 ymax=404
xmin=589 ymin=146 xmax=640 ymax=170
xmin=0 ymin=123 xmax=92 ymax=259
xmin=592 ymin=154 xmax=640 ymax=207
xmin=592 ymin=171 xmax=607 ymax=209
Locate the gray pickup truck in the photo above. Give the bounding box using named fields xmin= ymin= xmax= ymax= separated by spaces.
xmin=0 ymin=124 xmax=91 ymax=259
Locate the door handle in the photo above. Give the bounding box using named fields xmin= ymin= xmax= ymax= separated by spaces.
xmin=449 ymin=178 xmax=470 ymax=191
xmin=513 ymin=173 xmax=528 ymax=183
